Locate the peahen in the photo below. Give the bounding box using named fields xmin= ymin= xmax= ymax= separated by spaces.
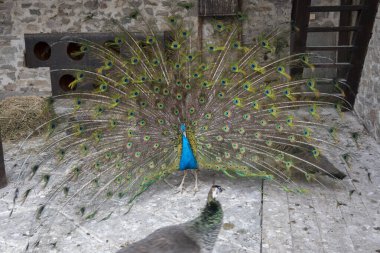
xmin=11 ymin=2 xmax=352 ymax=249
xmin=116 ymin=185 xmax=224 ymax=253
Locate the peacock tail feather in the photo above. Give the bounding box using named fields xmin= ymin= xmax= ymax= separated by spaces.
xmin=12 ymin=2 xmax=354 ymax=247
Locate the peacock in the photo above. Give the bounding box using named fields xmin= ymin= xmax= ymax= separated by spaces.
xmin=116 ymin=184 xmax=224 ymax=253
xmin=11 ymin=1 xmax=353 ymax=250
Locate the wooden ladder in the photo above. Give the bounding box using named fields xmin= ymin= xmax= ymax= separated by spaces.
xmin=291 ymin=0 xmax=379 ymax=106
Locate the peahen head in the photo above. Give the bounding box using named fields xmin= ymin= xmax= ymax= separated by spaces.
xmin=207 ymin=185 xmax=224 ymax=203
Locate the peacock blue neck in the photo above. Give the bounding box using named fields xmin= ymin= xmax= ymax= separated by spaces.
xmin=179 ymin=123 xmax=198 ymax=171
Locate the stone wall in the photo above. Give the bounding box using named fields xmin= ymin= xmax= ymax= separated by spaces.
xmin=2 ymin=0 xmax=378 ymax=143
xmin=355 ymin=10 xmax=380 ymax=142
xmin=0 ymin=0 xmax=197 ymax=98
xmin=0 ymin=0 xmax=293 ymax=98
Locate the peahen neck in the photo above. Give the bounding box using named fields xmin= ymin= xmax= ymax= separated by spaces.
xmin=185 ymin=199 xmax=223 ymax=252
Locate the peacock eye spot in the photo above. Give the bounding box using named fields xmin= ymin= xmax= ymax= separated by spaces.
xmin=284 ymin=90 xmax=289 ymax=95
xmin=261 ymin=41 xmax=267 ymax=46
xmin=134 ymin=92 xmax=138 ymax=96
xmin=277 ymin=67 xmax=283 ymax=71
xmin=265 ymin=90 xmax=269 ymax=94
xmin=79 ymin=73 xmax=84 ymax=78
xmin=251 ymin=64 xmax=255 ymax=68
xmin=217 ymin=24 xmax=222 ymax=28
xmin=188 ymin=55 xmax=193 ymax=59
xmin=133 ymin=59 xmax=138 ymax=63
xmin=232 ymin=66 xmax=237 ymax=71
xmin=209 ymin=46 xmax=214 ymax=50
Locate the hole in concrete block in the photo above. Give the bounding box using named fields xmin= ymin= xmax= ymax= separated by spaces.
xmin=33 ymin=41 xmax=51 ymax=61
xmin=59 ymin=74 xmax=76 ymax=91
xmin=67 ymin=42 xmax=84 ymax=60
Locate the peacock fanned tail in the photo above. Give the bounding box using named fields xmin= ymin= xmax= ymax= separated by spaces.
xmin=13 ymin=3 xmax=353 ymax=247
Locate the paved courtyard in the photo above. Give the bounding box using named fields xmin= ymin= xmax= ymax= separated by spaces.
xmin=0 ymin=110 xmax=379 ymax=253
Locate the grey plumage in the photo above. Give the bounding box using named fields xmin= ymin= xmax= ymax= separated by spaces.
xmin=117 ymin=185 xmax=224 ymax=253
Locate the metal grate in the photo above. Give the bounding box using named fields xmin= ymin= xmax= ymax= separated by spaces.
xmin=199 ymin=0 xmax=240 ymax=16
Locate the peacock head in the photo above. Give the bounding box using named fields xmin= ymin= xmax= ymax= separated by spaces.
xmin=208 ymin=185 xmax=224 ymax=203
xmin=180 ymin=123 xmax=186 ymax=133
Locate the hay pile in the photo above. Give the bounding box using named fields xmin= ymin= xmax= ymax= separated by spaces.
xmin=0 ymin=96 xmax=54 ymax=141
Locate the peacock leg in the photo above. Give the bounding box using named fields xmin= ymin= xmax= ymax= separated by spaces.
xmin=177 ymin=170 xmax=187 ymax=193
xmin=193 ymin=170 xmax=199 ymax=193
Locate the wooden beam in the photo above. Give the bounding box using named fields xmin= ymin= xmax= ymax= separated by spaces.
xmin=337 ymin=0 xmax=354 ymax=79
xmin=308 ymin=5 xmax=364 ymax=12
xmin=290 ymin=0 xmax=311 ymax=76
xmin=306 ymin=45 xmax=355 ymax=51
xmin=312 ymin=62 xmax=352 ymax=68
xmin=346 ymin=0 xmax=380 ymax=105
xmin=0 ymin=133 xmax=7 ymax=189
xmin=307 ymin=26 xmax=359 ymax=32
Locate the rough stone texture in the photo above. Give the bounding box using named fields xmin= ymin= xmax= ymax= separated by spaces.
xmin=355 ymin=10 xmax=380 ymax=142
xmin=0 ymin=0 xmax=298 ymax=97
xmin=0 ymin=0 xmax=198 ymax=96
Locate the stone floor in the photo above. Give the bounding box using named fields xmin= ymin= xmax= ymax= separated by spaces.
xmin=0 ymin=111 xmax=380 ymax=253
